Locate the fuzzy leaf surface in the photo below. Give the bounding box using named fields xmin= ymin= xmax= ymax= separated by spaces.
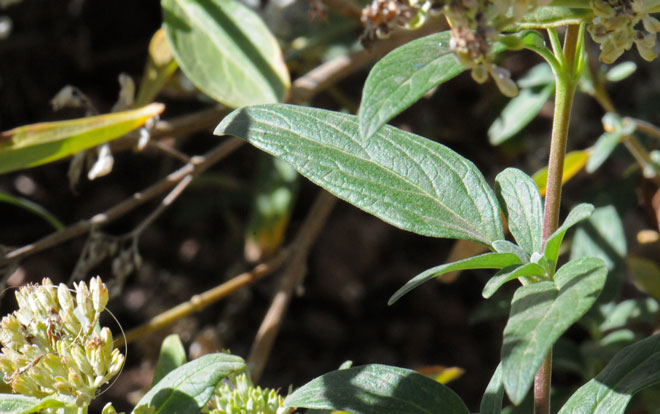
xmin=480 ymin=363 xmax=504 ymax=414
xmin=358 ymin=32 xmax=464 ymax=140
xmin=284 ymin=364 xmax=469 ymax=414
xmin=495 ymin=168 xmax=544 ymax=255
xmin=489 ymin=85 xmax=553 ymax=145
xmin=558 ymin=334 xmax=660 ymax=414
xmin=482 ymin=262 xmax=546 ymax=299
xmin=543 ymin=203 xmax=594 ymax=270
xmin=152 ymin=334 xmax=187 ymax=386
xmin=390 ymin=252 xmax=521 ymax=304
xmin=502 ymin=257 xmax=607 ymax=404
xmin=132 ymin=353 xmax=246 ymax=414
xmin=162 ymin=0 xmax=289 ymax=107
xmin=216 ymin=104 xmax=504 ymax=245
xmin=0 ymin=395 xmax=71 ymax=414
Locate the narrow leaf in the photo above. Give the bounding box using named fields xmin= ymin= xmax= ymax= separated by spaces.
xmin=162 ymin=0 xmax=290 ymax=107
xmin=389 ymin=253 xmax=521 ymax=305
xmin=132 ymin=353 xmax=246 ymax=414
xmin=543 ymin=203 xmax=594 ymax=270
xmin=482 ymin=263 xmax=546 ymax=299
xmin=135 ymin=28 xmax=179 ymax=107
xmin=533 ymin=150 xmax=589 ymax=196
xmin=605 ymin=61 xmax=637 ymax=82
xmin=492 ymin=240 xmax=530 ymax=263
xmin=152 ymin=334 xmax=187 ymax=387
xmin=0 ymin=103 xmax=164 ymax=174
xmin=558 ymin=334 xmax=660 ymax=414
xmin=0 ymin=192 xmax=64 ymax=230
xmin=358 ymin=32 xmax=464 ymax=140
xmin=495 ymin=168 xmax=544 ymax=255
xmin=502 ymin=257 xmax=607 ymax=404
xmin=512 ymin=6 xmax=591 ymax=29
xmin=284 ymin=364 xmax=469 ymax=414
xmin=488 ymin=85 xmax=553 ymax=145
xmin=480 ymin=363 xmax=504 ymax=414
xmin=216 ymin=104 xmax=505 ymax=245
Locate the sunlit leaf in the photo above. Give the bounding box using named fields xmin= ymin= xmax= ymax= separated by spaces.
xmin=482 ymin=263 xmax=546 ymax=299
xmin=543 ymin=203 xmax=594 ymax=271
xmin=0 ymin=394 xmax=72 ymax=414
xmin=135 ymin=28 xmax=179 ymax=107
xmin=152 ymin=334 xmax=187 ymax=387
xmin=0 ymin=103 xmax=164 ymax=174
xmin=481 ymin=363 xmax=504 ymax=414
xmin=533 ymin=150 xmax=590 ymax=196
xmin=605 ymin=61 xmax=636 ymax=82
xmin=216 ymin=104 xmax=505 ymax=246
xmin=284 ymin=364 xmax=469 ymax=414
xmin=162 ymin=0 xmax=290 ymax=107
xmin=489 ymin=85 xmax=553 ymax=145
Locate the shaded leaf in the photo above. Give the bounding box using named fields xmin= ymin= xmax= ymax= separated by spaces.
xmin=216 ymin=104 xmax=504 ymax=245
xmin=389 ymin=252 xmax=521 ymax=305
xmin=598 ymin=298 xmax=659 ymax=332
xmin=481 ymin=363 xmax=504 ymax=414
xmin=627 ymin=256 xmax=660 ymax=300
xmin=495 ymin=168 xmax=544 ymax=255
xmin=284 ymin=364 xmax=469 ymax=414
xmin=0 ymin=191 xmax=64 ymax=231
xmin=502 ymin=257 xmax=607 ymax=404
xmin=162 ymin=0 xmax=289 ymax=107
xmin=558 ymin=334 xmax=660 ymax=414
xmin=489 ymin=85 xmax=553 ymax=145
xmin=543 ymin=203 xmax=594 ymax=271
xmin=358 ymin=32 xmax=464 ymax=140
xmin=440 ymin=240 xmax=490 ymax=283
xmin=132 ymin=353 xmax=245 ymax=414
xmin=482 ymin=263 xmax=546 ymax=299
xmin=533 ymin=150 xmax=589 ymax=197
xmin=152 ymin=334 xmax=187 ymax=387
xmin=516 ymin=63 xmax=554 ymax=89
xmin=0 ymin=103 xmax=164 ymax=174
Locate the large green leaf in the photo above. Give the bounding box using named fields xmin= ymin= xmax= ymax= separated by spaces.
xmin=162 ymin=0 xmax=290 ymax=107
xmin=489 ymin=85 xmax=553 ymax=145
xmin=558 ymin=334 xmax=660 ymax=414
xmin=132 ymin=353 xmax=246 ymax=414
xmin=283 ymin=364 xmax=469 ymax=414
xmin=543 ymin=203 xmax=594 ymax=271
xmin=495 ymin=168 xmax=544 ymax=255
xmin=0 ymin=394 xmax=71 ymax=414
xmin=216 ymin=104 xmax=505 ymax=245
xmin=152 ymin=334 xmax=187 ymax=387
xmin=481 ymin=363 xmax=504 ymax=414
xmin=389 ymin=252 xmax=522 ymax=305
xmin=0 ymin=103 xmax=164 ymax=174
xmin=358 ymin=31 xmax=464 ymax=140
xmin=502 ymin=257 xmax=607 ymax=404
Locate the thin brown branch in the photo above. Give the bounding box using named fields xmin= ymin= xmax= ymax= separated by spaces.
xmin=247 ymin=190 xmax=337 ymax=382
xmin=0 ymin=137 xmax=244 ymax=267
xmin=114 ymin=249 xmax=290 ymax=347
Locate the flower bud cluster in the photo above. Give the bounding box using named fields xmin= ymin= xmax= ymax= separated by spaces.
xmin=0 ymin=277 xmax=124 ymax=409
xmin=210 ymin=373 xmax=288 ymax=414
xmin=360 ymin=0 xmax=437 ymax=46
xmin=588 ymin=0 xmax=660 ymax=63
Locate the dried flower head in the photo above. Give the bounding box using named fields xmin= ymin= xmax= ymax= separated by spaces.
xmin=210 ymin=373 xmax=290 ymax=414
xmin=360 ymin=0 xmax=434 ymax=46
xmin=0 ymin=277 xmax=124 ymax=409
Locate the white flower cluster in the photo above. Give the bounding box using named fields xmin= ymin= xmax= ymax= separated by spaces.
xmin=210 ymin=373 xmax=289 ymax=414
xmin=0 ymin=277 xmax=124 ymax=409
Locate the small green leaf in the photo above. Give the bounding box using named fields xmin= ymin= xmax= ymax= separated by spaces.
xmin=495 ymin=168 xmax=544 ymax=255
xmin=492 ymin=240 xmax=530 ymax=263
xmin=586 ymin=114 xmax=635 ymax=173
xmin=358 ymin=32 xmax=464 ymax=140
xmin=558 ymin=333 xmax=660 ymax=414
xmin=517 ymin=63 xmax=554 ymax=89
xmin=390 ymin=252 xmax=521 ymax=305
xmin=502 ymin=257 xmax=607 ymax=404
xmin=512 ymin=6 xmax=592 ymax=29
xmin=627 ymin=256 xmax=660 ymax=300
xmin=598 ymin=298 xmax=659 ymax=332
xmin=480 ymin=363 xmax=504 ymax=414
xmin=0 ymin=104 xmax=164 ymax=174
xmin=0 ymin=192 xmax=64 ymax=231
xmin=605 ymin=61 xmax=637 ymax=82
xmin=132 ymin=353 xmax=246 ymax=414
xmin=489 ymin=85 xmax=553 ymax=145
xmin=543 ymin=203 xmax=594 ymax=271
xmin=284 ymin=364 xmax=469 ymax=414
xmin=216 ymin=104 xmax=505 ymax=245
xmin=152 ymin=334 xmax=187 ymax=387
xmin=162 ymin=0 xmax=290 ymax=107
xmin=0 ymin=394 xmax=71 ymax=414
xmin=482 ymin=263 xmax=546 ymax=299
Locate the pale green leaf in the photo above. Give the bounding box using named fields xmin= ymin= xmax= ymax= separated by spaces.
xmin=598 ymin=298 xmax=658 ymax=332
xmin=482 ymin=263 xmax=546 ymax=299
xmin=162 ymin=0 xmax=290 ymax=107
xmin=480 ymin=363 xmax=504 ymax=414
xmin=543 ymin=203 xmax=594 ymax=271
xmin=216 ymin=104 xmax=505 ymax=245
xmin=495 ymin=168 xmax=544 ymax=255
xmin=132 ymin=353 xmax=246 ymax=414
xmin=390 ymin=252 xmax=521 ymax=305
xmin=502 ymin=257 xmax=607 ymax=404
xmin=558 ymin=334 xmax=660 ymax=414
xmin=0 ymin=104 xmax=164 ymax=174
xmin=152 ymin=334 xmax=187 ymax=387
xmin=0 ymin=192 xmax=64 ymax=231
xmin=284 ymin=364 xmax=469 ymax=414
xmin=358 ymin=32 xmax=464 ymax=140
xmin=492 ymin=240 xmax=530 ymax=263
xmin=516 ymin=63 xmax=554 ymax=89
xmin=605 ymin=61 xmax=636 ymax=82
xmin=489 ymin=85 xmax=553 ymax=145
xmin=0 ymin=394 xmax=72 ymax=414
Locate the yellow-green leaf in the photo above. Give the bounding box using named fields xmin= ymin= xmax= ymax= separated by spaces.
xmin=533 ymin=149 xmax=590 ymax=196
xmin=135 ymin=29 xmax=179 ymax=107
xmin=0 ymin=103 xmax=164 ymax=174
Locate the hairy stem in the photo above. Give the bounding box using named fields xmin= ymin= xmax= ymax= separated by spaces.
xmin=535 ymin=24 xmax=582 ymax=414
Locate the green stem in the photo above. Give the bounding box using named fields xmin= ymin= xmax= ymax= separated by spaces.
xmin=535 ymin=24 xmax=582 ymax=414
